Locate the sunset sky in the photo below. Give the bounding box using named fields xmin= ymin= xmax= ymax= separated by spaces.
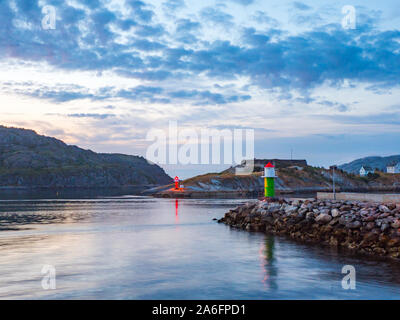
xmin=1 ymin=0 xmax=400 ymax=178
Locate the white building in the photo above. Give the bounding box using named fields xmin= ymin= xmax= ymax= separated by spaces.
xmin=387 ymin=162 xmax=400 ymax=174
xmin=360 ymin=166 xmax=374 ymax=176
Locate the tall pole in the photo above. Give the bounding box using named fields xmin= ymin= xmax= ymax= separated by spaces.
xmin=332 ymin=166 xmax=336 ymax=200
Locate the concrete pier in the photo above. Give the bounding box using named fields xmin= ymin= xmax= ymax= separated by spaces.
xmin=317 ymin=192 xmax=400 ymax=203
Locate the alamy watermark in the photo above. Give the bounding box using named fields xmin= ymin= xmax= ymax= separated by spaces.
xmin=341 ymin=265 xmax=356 ymax=290
xmin=41 ymin=264 xmax=56 ymax=290
xmin=41 ymin=5 xmax=56 ymax=30
xmin=146 ymin=121 xmax=255 ymax=175
xmin=342 ymin=5 xmax=356 ymax=30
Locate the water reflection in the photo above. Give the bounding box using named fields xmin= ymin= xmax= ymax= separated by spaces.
xmin=0 ymin=197 xmax=156 ymax=231
xmin=259 ymin=236 xmax=278 ymax=290
xmin=0 ymin=187 xmax=143 ymax=200
xmin=0 ymin=201 xmax=92 ymax=230
xmin=175 ymin=199 xmax=179 ymax=224
xmin=0 ymin=197 xmax=400 ymax=299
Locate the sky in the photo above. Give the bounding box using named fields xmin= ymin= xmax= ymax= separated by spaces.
xmin=0 ymin=0 xmax=400 ymax=178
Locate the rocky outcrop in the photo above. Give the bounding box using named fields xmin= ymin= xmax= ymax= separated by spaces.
xmin=339 ymin=155 xmax=400 ymax=174
xmin=219 ymin=199 xmax=400 ymax=260
xmin=0 ymin=125 xmax=172 ymax=187
xmin=173 ymin=166 xmax=400 ymax=196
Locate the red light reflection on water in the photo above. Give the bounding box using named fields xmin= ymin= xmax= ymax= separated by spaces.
xmin=175 ymin=199 xmax=179 ymax=224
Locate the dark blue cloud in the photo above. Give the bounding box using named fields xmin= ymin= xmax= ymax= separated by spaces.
xmin=169 ymin=89 xmax=251 ymax=105
xmin=14 ymin=0 xmax=41 ymax=19
xmin=117 ymin=85 xmax=164 ymax=100
xmin=60 ymin=6 xmax=86 ymax=25
xmin=82 ymin=0 xmax=101 ymax=9
xmin=317 ymin=100 xmax=349 ymax=112
xmin=116 ymin=18 xmax=137 ymax=31
xmin=134 ymin=24 xmax=165 ymax=37
xmin=230 ymin=0 xmax=255 ymax=5
xmin=0 ymin=1 xmax=13 ymax=35
xmin=116 ymin=69 xmax=172 ymax=81
xmin=2 ymin=81 xmax=249 ymax=106
xmin=67 ymin=113 xmax=115 ymax=119
xmin=315 ymin=112 xmax=400 ymax=126
xmin=90 ymin=9 xmax=117 ymax=44
xmin=126 ymin=0 xmax=154 ymax=23
xmin=292 ymin=2 xmax=312 ymax=11
xmin=162 ymin=0 xmax=186 ymax=12
xmin=25 ymin=89 xmax=94 ymax=102
xmin=174 ymin=19 xmax=201 ymax=43
xmin=242 ymin=28 xmax=270 ymax=46
xmin=291 ymin=11 xmax=323 ymax=26
xmin=176 ymin=19 xmax=201 ymax=33
xmin=1 ymin=0 xmax=400 ymax=108
xmin=252 ymin=11 xmax=279 ymax=27
xmin=200 ymin=7 xmax=234 ymax=27
xmin=132 ymin=39 xmax=165 ymax=51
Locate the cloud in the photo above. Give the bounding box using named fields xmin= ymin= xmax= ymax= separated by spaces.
xmin=252 ymin=11 xmax=280 ymax=27
xmin=1 ymin=81 xmax=249 ymax=106
xmin=1 ymin=83 xmax=97 ymax=102
xmin=116 ymin=85 xmax=167 ymax=103
xmin=3 ymin=0 xmax=400 ymax=177
xmin=162 ymin=0 xmax=186 ymax=12
xmin=292 ymin=2 xmax=312 ymax=11
xmin=176 ymin=18 xmax=201 ymax=33
xmin=134 ymin=24 xmax=166 ymax=37
xmin=200 ymin=7 xmax=234 ymax=27
xmin=168 ymin=89 xmax=251 ymax=105
xmin=174 ymin=18 xmax=201 ymax=44
xmin=126 ymin=0 xmax=154 ymax=23
xmin=132 ymin=39 xmax=165 ymax=51
xmin=315 ymin=112 xmax=400 ymax=126
xmin=115 ymin=69 xmax=172 ymax=81
xmin=67 ymin=113 xmax=116 ymax=119
xmin=317 ymin=100 xmax=349 ymax=112
xmin=230 ymin=0 xmax=255 ymax=5
xmin=0 ymin=0 xmax=399 ymax=108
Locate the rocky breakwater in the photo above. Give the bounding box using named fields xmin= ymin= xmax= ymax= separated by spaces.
xmin=218 ymin=199 xmax=400 ymax=260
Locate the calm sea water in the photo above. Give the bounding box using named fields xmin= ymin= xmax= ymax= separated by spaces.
xmin=0 ymin=196 xmax=400 ymax=299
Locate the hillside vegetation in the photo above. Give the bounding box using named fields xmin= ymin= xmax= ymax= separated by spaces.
xmin=0 ymin=126 xmax=172 ymax=188
xmin=179 ymin=165 xmax=400 ymax=193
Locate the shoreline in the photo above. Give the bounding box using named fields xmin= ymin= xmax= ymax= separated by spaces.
xmin=150 ymin=185 xmax=400 ymax=199
xmin=218 ymin=198 xmax=400 ymax=261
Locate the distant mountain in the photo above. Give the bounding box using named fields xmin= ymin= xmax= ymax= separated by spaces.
xmin=0 ymin=126 xmax=172 ymax=188
xmin=338 ymin=155 xmax=400 ymax=174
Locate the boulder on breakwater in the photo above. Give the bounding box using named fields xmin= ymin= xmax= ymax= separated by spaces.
xmin=218 ymin=198 xmax=400 ymax=260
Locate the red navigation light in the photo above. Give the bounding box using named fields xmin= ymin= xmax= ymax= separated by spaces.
xmin=174 ymin=176 xmax=179 ymax=190
xmin=265 ymin=162 xmax=274 ymax=168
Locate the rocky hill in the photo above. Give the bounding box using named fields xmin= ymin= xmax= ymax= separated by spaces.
xmin=0 ymin=126 xmax=172 ymax=188
xmin=181 ymin=167 xmax=400 ymax=192
xmin=339 ymin=155 xmax=400 ymax=174
xmin=151 ymin=164 xmax=400 ymax=198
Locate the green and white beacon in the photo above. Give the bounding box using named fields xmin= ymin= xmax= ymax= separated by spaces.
xmin=262 ymin=162 xmax=276 ymax=198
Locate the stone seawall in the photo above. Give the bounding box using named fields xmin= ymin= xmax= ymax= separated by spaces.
xmin=218 ymin=199 xmax=400 ymax=260
xmin=318 ymin=192 xmax=400 ymax=203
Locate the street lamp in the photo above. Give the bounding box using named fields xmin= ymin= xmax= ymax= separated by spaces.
xmin=330 ymin=165 xmax=337 ymax=200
